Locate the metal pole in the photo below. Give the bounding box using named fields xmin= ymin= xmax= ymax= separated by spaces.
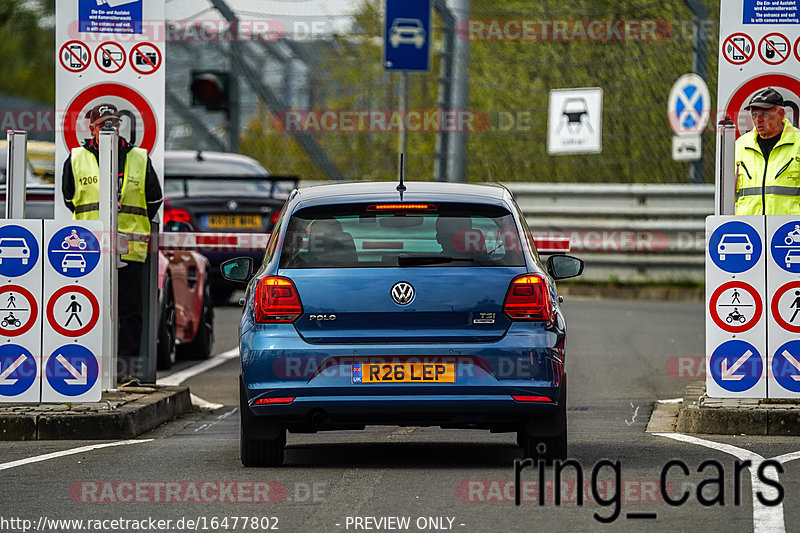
xmin=446 ymin=0 xmax=470 ymax=182
xmin=228 ymin=56 xmax=240 ymax=153
xmin=399 ymin=72 xmax=408 ymax=162
xmin=684 ymin=0 xmax=708 ymax=184
xmin=5 ymin=130 xmax=28 ymax=219
xmin=433 ymin=0 xmax=455 ymax=182
xmin=715 ymin=117 xmax=736 ymax=215
xmin=98 ymin=124 xmax=119 ymax=388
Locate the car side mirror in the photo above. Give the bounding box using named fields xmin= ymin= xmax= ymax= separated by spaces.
xmin=221 ymin=257 xmax=254 ymax=283
xmin=546 ymin=255 xmax=584 ymax=280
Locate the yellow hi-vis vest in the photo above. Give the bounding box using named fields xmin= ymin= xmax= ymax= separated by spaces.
xmin=71 ymin=146 xmax=150 ymax=262
xmin=735 ymin=119 xmax=800 ymax=215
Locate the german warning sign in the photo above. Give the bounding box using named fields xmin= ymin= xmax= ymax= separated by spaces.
xmin=61 ymin=82 xmax=158 ymax=153
xmin=59 ymin=41 xmax=90 ymax=73
xmin=0 ymin=346 xmax=37 ymax=400
xmin=0 ymin=286 xmax=38 ymax=337
xmin=758 ymin=33 xmax=791 ymax=65
xmin=44 ymin=344 xmax=99 ymax=399
xmin=771 ymin=281 xmax=800 ymax=334
xmin=770 ymin=220 xmax=800 ymax=273
xmin=726 ymin=74 xmax=800 ymax=137
xmin=0 ymin=225 xmax=40 ymax=278
xmin=708 ymin=220 xmax=762 ymax=274
xmin=709 ymin=340 xmax=764 ymax=393
xmin=46 ymin=286 xmax=99 ymax=338
xmin=709 ymin=281 xmax=762 ymax=333
xmin=723 ymin=33 xmax=755 ymax=65
xmin=772 ymin=340 xmax=800 ymax=394
xmin=46 ymin=226 xmax=101 ymax=277
xmin=795 ymin=36 xmax=800 ymax=63
xmin=129 ymin=43 xmax=162 ymax=75
xmin=95 ymin=42 xmax=126 ymax=74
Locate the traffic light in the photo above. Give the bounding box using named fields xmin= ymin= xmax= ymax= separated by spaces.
xmin=190 ymin=70 xmax=230 ymax=111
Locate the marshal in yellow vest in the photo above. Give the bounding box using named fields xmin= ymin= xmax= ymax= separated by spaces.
xmin=70 ymin=147 xmax=151 ymax=262
xmin=735 ymin=119 xmax=800 ymax=215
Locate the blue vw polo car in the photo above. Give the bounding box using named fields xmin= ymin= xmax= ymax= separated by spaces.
xmin=222 ymin=182 xmax=583 ymax=466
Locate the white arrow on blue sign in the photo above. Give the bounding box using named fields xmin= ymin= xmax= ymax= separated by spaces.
xmin=0 ymin=346 xmax=37 ymax=397
xmin=710 ymin=340 xmax=763 ymax=393
xmin=45 ymin=344 xmax=99 ymax=396
xmin=668 ymin=73 xmax=711 ymax=134
xmin=773 ymin=341 xmax=800 ymax=393
xmin=384 ymin=0 xmax=431 ymax=71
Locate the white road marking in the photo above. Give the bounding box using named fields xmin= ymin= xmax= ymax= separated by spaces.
xmin=0 ymin=439 xmax=152 ymax=472
xmin=657 ymin=398 xmax=683 ymax=404
xmin=654 ymin=432 xmax=798 ymax=533
xmin=158 ymin=347 xmax=238 ymax=409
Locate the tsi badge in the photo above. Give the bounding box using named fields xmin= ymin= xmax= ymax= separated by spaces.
xmin=309 ymin=314 xmax=336 ymax=321
xmin=473 ymin=312 xmax=496 ymax=324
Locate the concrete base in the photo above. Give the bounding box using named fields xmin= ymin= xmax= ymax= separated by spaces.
xmin=0 ymin=385 xmax=191 ymax=440
xmin=670 ymin=380 xmax=800 ymax=435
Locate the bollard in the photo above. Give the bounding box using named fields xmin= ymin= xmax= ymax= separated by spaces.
xmin=715 ymin=116 xmax=736 ymax=216
xmin=5 ymin=130 xmax=28 ymax=219
xmin=98 ymin=123 xmax=119 ymax=389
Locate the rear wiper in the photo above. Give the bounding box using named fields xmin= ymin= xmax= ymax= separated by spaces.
xmin=397 ymin=254 xmax=475 ymax=266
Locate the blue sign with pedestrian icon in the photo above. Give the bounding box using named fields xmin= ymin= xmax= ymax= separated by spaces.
xmin=770 ymin=220 xmax=800 ymax=273
xmin=45 ymin=344 xmax=98 ymax=396
xmin=0 ymin=225 xmax=39 ymax=278
xmin=47 ymin=226 xmax=100 ymax=278
xmin=772 ymin=340 xmax=800 ymax=393
xmin=710 ymin=340 xmax=763 ymax=393
xmin=0 ymin=345 xmax=36 ymax=397
xmin=708 ymin=221 xmax=762 ymax=273
xmin=384 ymin=0 xmax=431 ymax=71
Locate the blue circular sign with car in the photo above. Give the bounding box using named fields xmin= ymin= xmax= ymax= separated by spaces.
xmin=770 ymin=220 xmax=800 ymax=273
xmin=0 ymin=225 xmax=39 ymax=278
xmin=47 ymin=226 xmax=100 ymax=278
xmin=708 ymin=221 xmax=762 ymax=273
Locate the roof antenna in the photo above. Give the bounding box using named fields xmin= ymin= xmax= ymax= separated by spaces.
xmin=397 ymin=152 xmax=406 ymax=200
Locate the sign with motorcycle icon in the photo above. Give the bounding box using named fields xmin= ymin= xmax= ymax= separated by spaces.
xmin=706 ymin=216 xmax=767 ymax=398
xmin=0 ymin=220 xmax=43 ymax=403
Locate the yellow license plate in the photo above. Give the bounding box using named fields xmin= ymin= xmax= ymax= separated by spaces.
xmin=206 ymin=214 xmax=262 ymax=229
xmin=352 ymin=362 xmax=455 ymax=383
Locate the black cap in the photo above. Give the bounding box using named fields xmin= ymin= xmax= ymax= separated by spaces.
xmin=745 ymin=88 xmax=784 ymax=110
xmin=84 ymin=103 xmax=119 ymax=126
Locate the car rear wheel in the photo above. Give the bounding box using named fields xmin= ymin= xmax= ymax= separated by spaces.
xmin=156 ymin=275 xmax=177 ymax=370
xmin=179 ymin=275 xmax=214 ymax=360
xmin=518 ymin=375 xmax=567 ymax=463
xmin=240 ymin=377 xmax=286 ymax=467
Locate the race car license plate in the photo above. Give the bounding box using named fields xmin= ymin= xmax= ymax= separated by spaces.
xmin=352 ymin=363 xmax=455 ymax=384
xmin=205 ymin=214 xmax=262 ymax=229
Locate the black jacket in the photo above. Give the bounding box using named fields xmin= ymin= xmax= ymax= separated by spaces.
xmin=62 ymin=137 xmax=163 ymax=220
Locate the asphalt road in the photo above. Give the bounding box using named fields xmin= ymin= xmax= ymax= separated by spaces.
xmin=2 ymin=297 xmax=800 ymax=533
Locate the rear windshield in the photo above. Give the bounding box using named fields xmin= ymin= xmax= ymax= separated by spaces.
xmin=279 ymin=203 xmax=525 ymax=268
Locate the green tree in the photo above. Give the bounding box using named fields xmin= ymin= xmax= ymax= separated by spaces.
xmin=0 ymin=0 xmax=55 ymax=104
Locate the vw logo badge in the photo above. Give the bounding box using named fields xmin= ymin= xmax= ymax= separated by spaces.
xmin=227 ymin=200 xmax=239 ymax=211
xmin=391 ymin=281 xmax=415 ymax=305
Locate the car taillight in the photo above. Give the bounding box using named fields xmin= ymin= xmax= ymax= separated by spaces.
xmin=254 ymin=276 xmax=303 ymax=323
xmin=163 ymin=199 xmax=192 ymax=224
xmin=254 ymin=396 xmax=296 ymax=405
xmin=270 ymin=210 xmax=281 ymax=225
xmin=503 ymin=274 xmax=551 ymax=321
xmin=511 ymin=395 xmax=553 ymax=402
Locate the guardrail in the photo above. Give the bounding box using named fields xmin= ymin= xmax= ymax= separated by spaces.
xmin=505 ymin=182 xmax=714 ymax=283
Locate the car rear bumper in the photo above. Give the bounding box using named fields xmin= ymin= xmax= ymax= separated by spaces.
xmin=240 ymin=323 xmax=566 ymax=430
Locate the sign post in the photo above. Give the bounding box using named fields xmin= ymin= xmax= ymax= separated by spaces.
xmin=0 ymin=221 xmax=43 ymax=403
xmin=706 ymin=216 xmax=768 ymax=398
xmin=667 ymin=73 xmax=711 ymax=163
xmin=4 ymin=131 xmax=28 ymax=219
